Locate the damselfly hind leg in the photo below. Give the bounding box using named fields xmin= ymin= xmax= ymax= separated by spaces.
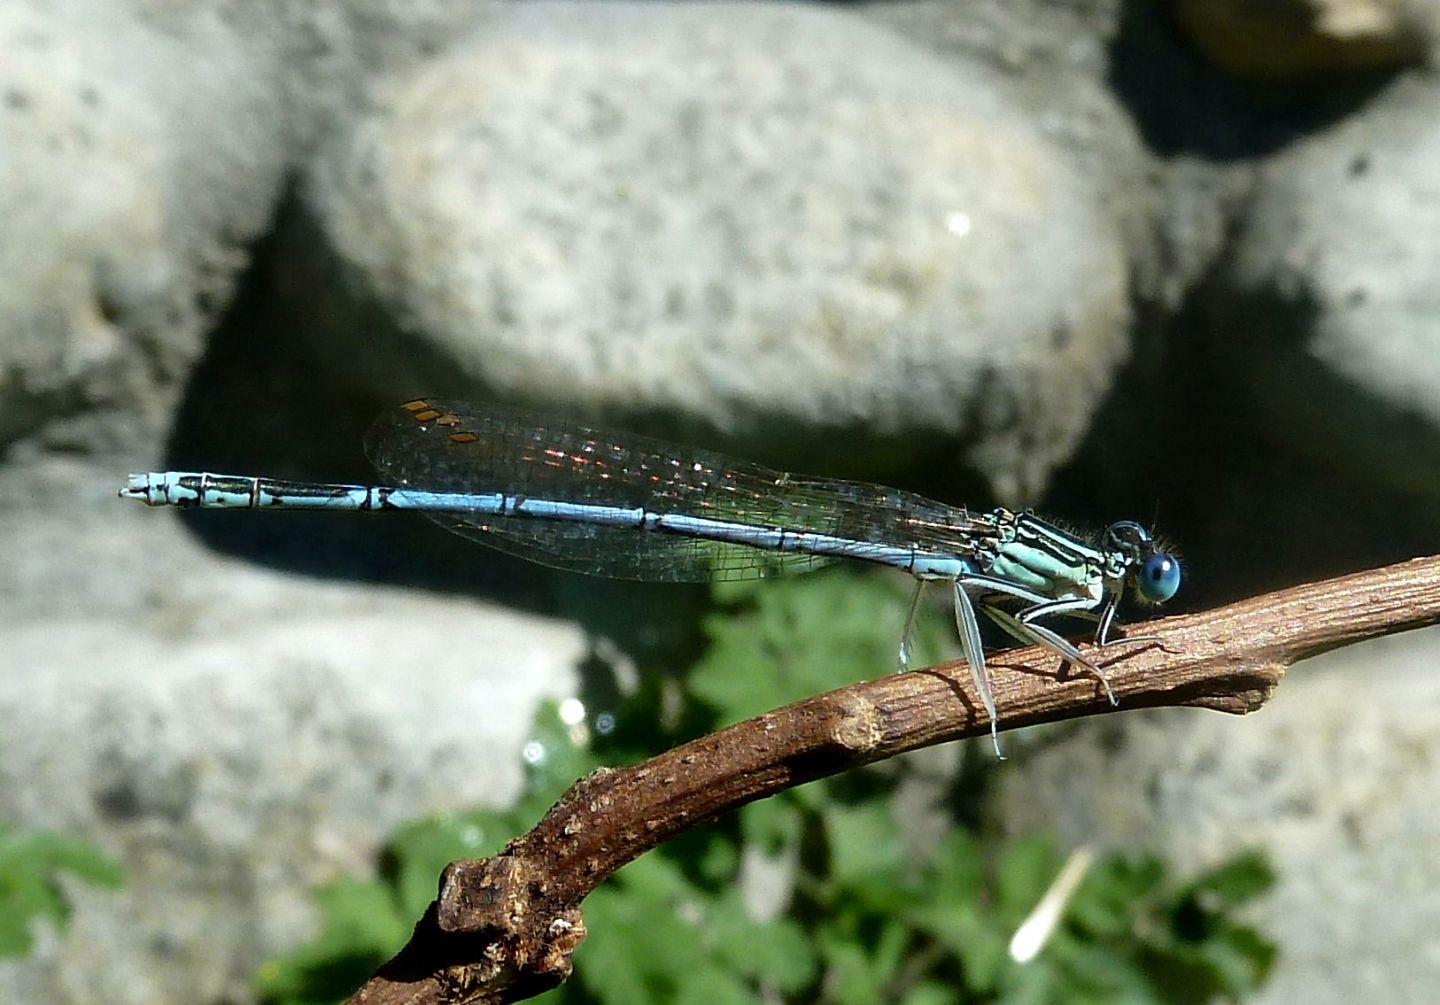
xmin=897 ymin=579 xmax=926 ymax=672
xmin=951 ymin=580 xmax=1004 ymax=759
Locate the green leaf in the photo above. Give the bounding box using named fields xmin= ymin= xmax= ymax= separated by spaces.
xmin=707 ymin=894 xmax=817 ymax=992
xmin=0 ymin=824 xmax=124 ymax=959
xmin=823 ymin=801 xmax=906 ymax=888
xmin=871 ymin=918 xmax=914 ymax=984
xmin=521 ymin=700 xmax=609 ymax=797
xmin=670 ymin=974 xmax=755 ymax=1005
xmin=995 ymin=959 xmax=1064 ymax=1005
xmin=739 ymin=794 xmax=802 ymax=855
xmin=690 ymin=572 xmax=916 ymax=721
xmin=996 ymin=836 xmax=1061 ymax=919
xmin=1184 ymin=850 xmax=1275 ymax=908
xmin=1069 ymin=854 xmax=1164 ymax=938
xmin=313 ymin=879 xmax=408 ymax=950
xmin=255 ymin=878 xmax=407 ymax=1004
xmin=1043 ymin=936 xmax=1157 ymax=1004
xmin=1193 ymin=923 xmax=1277 ymax=997
xmin=818 ymin=932 xmax=883 ymax=1005
xmin=900 ymin=832 xmax=993 ymax=988
xmin=709 ymin=576 xmax=767 ymax=606
xmin=386 ymin=810 xmax=514 ymax=918
xmin=2 ymin=829 xmax=125 ymax=888
xmin=902 ymin=980 xmax=964 ymax=1005
xmin=1223 ymin=924 xmax=1278 ymax=990
xmin=692 ymin=830 xmax=741 ymax=886
xmin=577 ymin=860 xmax=762 ymax=1005
xmin=923 ymin=828 xmax=985 ymax=904
xmin=910 ymin=898 xmax=1013 ymax=990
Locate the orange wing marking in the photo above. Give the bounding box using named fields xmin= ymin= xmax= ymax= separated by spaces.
xmin=399 ymin=400 xmax=477 ymax=444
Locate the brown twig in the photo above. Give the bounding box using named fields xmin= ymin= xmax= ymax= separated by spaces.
xmin=346 ymin=555 xmax=1440 ymax=1005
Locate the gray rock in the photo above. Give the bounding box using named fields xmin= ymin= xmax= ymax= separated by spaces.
xmin=0 ymin=451 xmax=584 ymax=1004
xmin=1211 ymin=76 xmax=1440 ymax=503
xmin=0 ymin=1 xmax=291 ymax=445
xmin=0 ymin=0 xmax=507 ymax=455
xmin=997 ymin=624 xmax=1440 ymax=1005
xmin=866 ymin=0 xmax=1189 ymax=305
xmin=299 ymin=0 xmax=1132 ymax=503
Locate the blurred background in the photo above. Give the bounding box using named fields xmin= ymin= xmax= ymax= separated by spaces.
xmin=2 ymin=1 xmax=1439 ymax=1002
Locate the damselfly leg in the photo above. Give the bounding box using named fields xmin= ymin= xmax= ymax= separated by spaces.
xmin=897 ymin=579 xmax=927 ymax=672
xmin=949 ymin=578 xmax=1003 ymax=759
xmin=978 ymin=601 xmax=1118 ymax=705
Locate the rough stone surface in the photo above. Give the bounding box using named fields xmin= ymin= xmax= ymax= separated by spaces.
xmin=0 ymin=1 xmax=290 ymax=444
xmin=867 ymin=0 xmax=1187 ymax=306
xmin=0 ymin=0 xmax=503 ymax=452
xmin=0 ymin=450 xmax=584 ymax=1004
xmin=1210 ymin=76 xmax=1440 ymax=504
xmin=301 ymin=0 xmax=1132 ymax=503
xmin=997 ymin=625 xmax=1440 ymax=1005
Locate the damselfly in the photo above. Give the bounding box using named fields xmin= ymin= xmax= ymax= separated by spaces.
xmin=122 ymin=399 xmax=1181 ymax=755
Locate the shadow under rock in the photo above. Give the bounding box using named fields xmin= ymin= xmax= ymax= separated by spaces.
xmin=164 ymin=328 xmax=715 ymax=672
xmin=160 ymin=257 xmax=535 ymax=599
xmin=1108 ymin=0 xmax=1398 ymax=160
xmin=154 ymin=228 xmax=724 ymax=673
xmin=1047 ymin=263 xmax=1440 ymax=613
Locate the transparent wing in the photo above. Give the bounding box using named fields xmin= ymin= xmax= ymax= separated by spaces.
xmin=364 ymin=399 xmax=993 ymax=582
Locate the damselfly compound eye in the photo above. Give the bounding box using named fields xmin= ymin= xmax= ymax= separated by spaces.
xmin=1138 ymin=552 xmax=1181 ymax=603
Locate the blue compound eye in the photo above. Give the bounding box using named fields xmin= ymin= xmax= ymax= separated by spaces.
xmin=1138 ymin=552 xmax=1181 ymax=603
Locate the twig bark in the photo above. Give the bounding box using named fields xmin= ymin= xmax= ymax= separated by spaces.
xmin=347 ymin=555 xmax=1440 ymax=1005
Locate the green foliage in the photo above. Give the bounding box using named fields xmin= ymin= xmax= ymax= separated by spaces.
xmin=256 ymin=708 xmax=593 ymax=1005
xmin=0 ymin=823 xmax=124 ymax=959
xmin=258 ymin=570 xmax=1277 ymax=1005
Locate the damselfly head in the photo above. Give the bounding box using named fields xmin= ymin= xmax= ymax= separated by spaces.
xmin=1102 ymin=520 xmax=1181 ymax=605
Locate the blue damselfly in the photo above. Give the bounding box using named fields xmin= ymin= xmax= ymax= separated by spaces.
xmin=122 ymin=399 xmax=1182 ymax=755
